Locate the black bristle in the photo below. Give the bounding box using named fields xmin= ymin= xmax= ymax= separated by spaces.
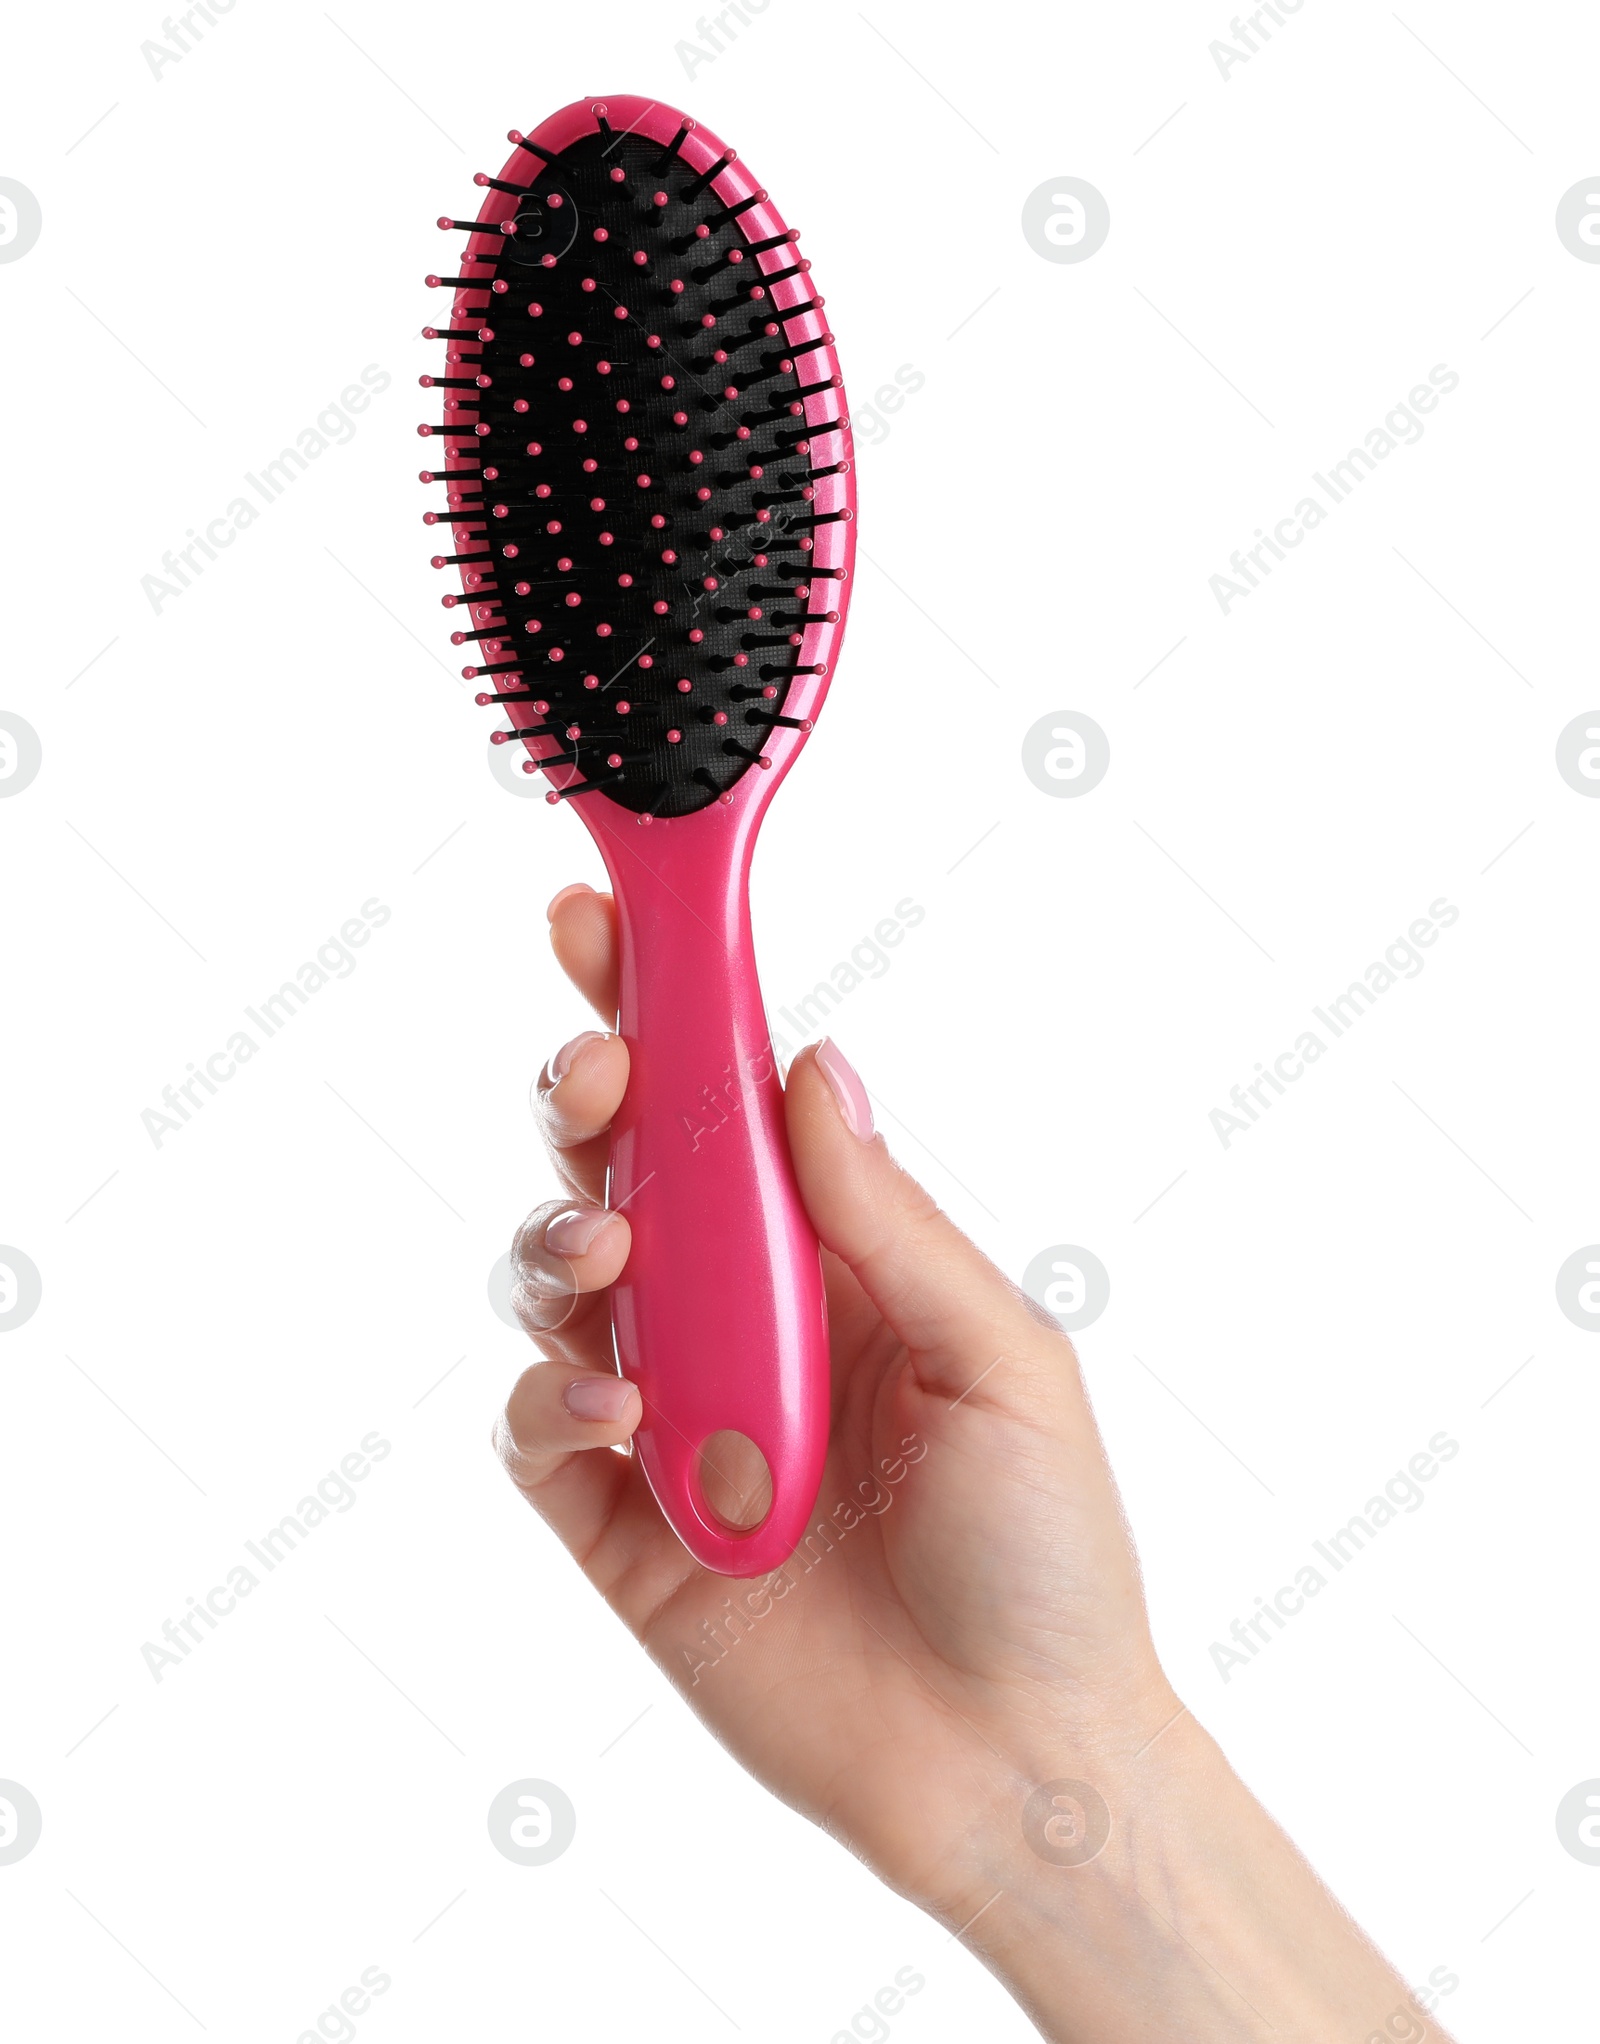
xmin=548 ymin=774 xmax=624 ymax=800
xmin=682 ymin=148 xmax=735 ymax=202
xmin=429 ymin=124 xmax=847 ymax=818
xmin=706 ymin=189 xmax=767 ymax=232
xmin=654 ymin=121 xmax=693 ymax=171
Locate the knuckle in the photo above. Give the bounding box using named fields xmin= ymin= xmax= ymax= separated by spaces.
xmin=511 ymin=1275 xmax=579 ymax=1336
xmin=491 ymin=1408 xmax=541 ymax=1494
xmin=510 ymin=1198 xmax=568 ymax=1267
xmin=502 ymin=1363 xmax=545 ymax=1437
xmin=497 ymin=1369 xmax=555 ymax=1489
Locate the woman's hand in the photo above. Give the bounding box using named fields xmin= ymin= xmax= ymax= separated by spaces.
xmin=494 ymin=882 xmax=1454 ymax=2044
xmin=496 ymin=882 xmax=1165 ymax=1890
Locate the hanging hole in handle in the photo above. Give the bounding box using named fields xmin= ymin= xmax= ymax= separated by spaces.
xmin=698 ymin=1430 xmax=773 ymax=1533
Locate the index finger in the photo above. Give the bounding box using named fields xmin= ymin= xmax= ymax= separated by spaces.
xmin=548 ymin=884 xmax=619 ymax=1021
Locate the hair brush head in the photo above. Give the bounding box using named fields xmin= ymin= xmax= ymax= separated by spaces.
xmin=423 ymin=97 xmax=856 ymax=821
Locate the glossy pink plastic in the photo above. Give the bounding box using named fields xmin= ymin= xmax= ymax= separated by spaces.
xmin=449 ymin=97 xmax=856 ymax=1573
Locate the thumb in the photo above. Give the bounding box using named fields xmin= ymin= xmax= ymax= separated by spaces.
xmin=783 ymin=1039 xmax=1055 ymax=1396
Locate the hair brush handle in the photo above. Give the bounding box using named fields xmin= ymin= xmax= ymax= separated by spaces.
xmin=589 ymin=806 xmax=829 ymax=1577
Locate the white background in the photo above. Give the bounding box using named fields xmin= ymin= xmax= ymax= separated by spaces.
xmin=2 ymin=0 xmax=1597 ymax=2037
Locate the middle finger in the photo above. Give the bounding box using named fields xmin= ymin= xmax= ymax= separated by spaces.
xmin=534 ymin=1029 xmax=630 ymax=1204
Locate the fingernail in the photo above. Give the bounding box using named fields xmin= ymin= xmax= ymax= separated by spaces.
xmin=815 ymin=1038 xmax=873 ymax=1140
xmin=545 ymin=1207 xmax=615 ymax=1256
xmin=564 ymin=1376 xmax=636 ymax=1423
xmin=546 ymin=881 xmax=595 ymax=924
xmin=549 ymin=1030 xmax=606 ymax=1083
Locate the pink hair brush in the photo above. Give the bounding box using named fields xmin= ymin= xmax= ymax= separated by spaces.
xmin=422 ymin=96 xmax=855 ymax=1575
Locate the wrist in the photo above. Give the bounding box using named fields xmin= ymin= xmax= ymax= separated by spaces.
xmin=937 ymin=1692 xmax=1435 ymax=2044
xmin=967 ymin=1703 xmax=1250 ymax=2040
